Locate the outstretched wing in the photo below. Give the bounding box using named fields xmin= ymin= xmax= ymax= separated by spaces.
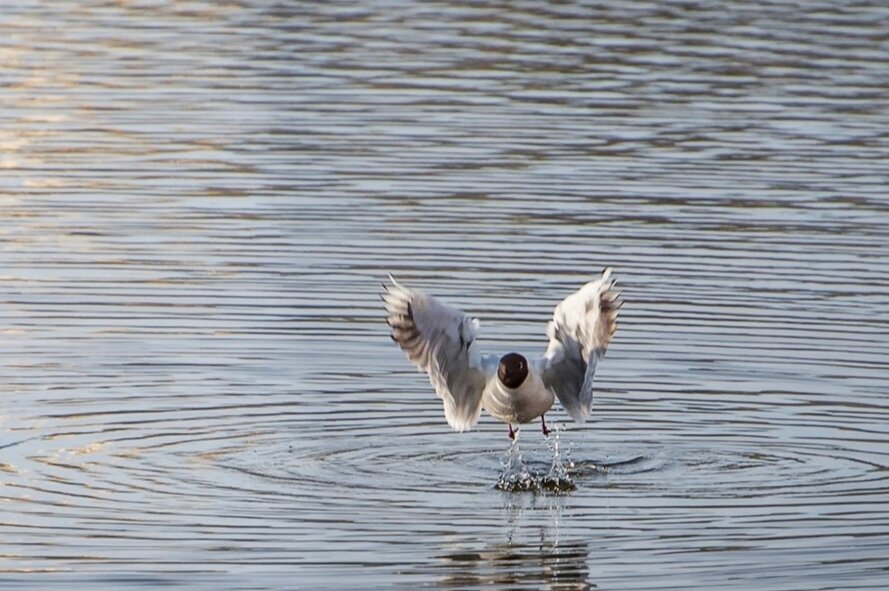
xmin=382 ymin=275 xmax=491 ymax=431
xmin=541 ymin=268 xmax=621 ymax=422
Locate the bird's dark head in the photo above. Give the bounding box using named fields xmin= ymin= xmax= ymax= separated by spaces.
xmin=498 ymin=352 xmax=529 ymax=389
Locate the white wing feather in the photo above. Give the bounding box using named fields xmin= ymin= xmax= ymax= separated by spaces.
xmin=541 ymin=268 xmax=621 ymax=422
xmin=382 ymin=275 xmax=491 ymax=431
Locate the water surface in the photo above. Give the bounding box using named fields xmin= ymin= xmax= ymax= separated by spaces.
xmin=2 ymin=1 xmax=889 ymax=589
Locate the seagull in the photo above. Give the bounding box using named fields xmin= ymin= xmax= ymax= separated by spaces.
xmin=382 ymin=268 xmax=621 ymax=439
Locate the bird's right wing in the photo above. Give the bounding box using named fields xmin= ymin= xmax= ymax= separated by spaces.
xmin=541 ymin=268 xmax=621 ymax=422
xmin=382 ymin=275 xmax=492 ymax=432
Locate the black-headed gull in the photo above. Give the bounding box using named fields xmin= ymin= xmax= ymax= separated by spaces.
xmin=382 ymin=269 xmax=621 ymax=439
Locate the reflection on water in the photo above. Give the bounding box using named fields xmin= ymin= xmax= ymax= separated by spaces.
xmin=438 ymin=496 xmax=592 ymax=591
xmin=439 ymin=540 xmax=592 ymax=591
xmin=2 ymin=0 xmax=889 ymax=589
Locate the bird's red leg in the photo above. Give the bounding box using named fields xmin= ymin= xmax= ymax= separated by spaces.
xmin=508 ymin=424 xmax=516 ymax=440
xmin=541 ymin=414 xmax=550 ymax=437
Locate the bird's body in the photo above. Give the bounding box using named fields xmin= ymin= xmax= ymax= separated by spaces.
xmin=482 ymin=357 xmax=553 ymax=425
xmin=382 ymin=269 xmax=621 ymax=439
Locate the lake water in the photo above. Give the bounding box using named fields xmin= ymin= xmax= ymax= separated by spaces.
xmin=2 ymin=1 xmax=889 ymax=589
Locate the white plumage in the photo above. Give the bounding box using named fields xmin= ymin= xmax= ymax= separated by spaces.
xmin=383 ymin=269 xmax=620 ymax=438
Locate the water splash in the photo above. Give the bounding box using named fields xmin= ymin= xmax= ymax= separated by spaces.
xmin=496 ymin=437 xmax=538 ymax=492
xmin=495 ymin=424 xmax=576 ymax=493
xmin=542 ymin=424 xmax=575 ymax=492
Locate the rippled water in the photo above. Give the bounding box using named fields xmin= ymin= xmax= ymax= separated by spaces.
xmin=2 ymin=1 xmax=889 ymax=589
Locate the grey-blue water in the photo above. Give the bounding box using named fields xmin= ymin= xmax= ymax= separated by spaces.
xmin=2 ymin=1 xmax=889 ymax=589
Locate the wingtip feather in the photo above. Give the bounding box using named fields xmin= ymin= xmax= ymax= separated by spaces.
xmin=564 ymin=405 xmax=589 ymax=424
xmin=387 ymin=273 xmax=404 ymax=289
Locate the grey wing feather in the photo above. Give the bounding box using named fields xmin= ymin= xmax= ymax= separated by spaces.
xmin=541 ymin=268 xmax=621 ymax=422
xmin=382 ymin=275 xmax=489 ymax=431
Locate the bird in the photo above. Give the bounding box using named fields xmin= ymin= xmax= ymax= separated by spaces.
xmin=382 ymin=268 xmax=621 ymax=440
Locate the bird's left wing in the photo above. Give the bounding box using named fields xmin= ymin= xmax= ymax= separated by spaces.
xmin=540 ymin=268 xmax=621 ymax=422
xmin=382 ymin=275 xmax=493 ymax=431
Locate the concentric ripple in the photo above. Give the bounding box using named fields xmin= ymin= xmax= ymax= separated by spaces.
xmin=205 ymin=423 xmax=889 ymax=504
